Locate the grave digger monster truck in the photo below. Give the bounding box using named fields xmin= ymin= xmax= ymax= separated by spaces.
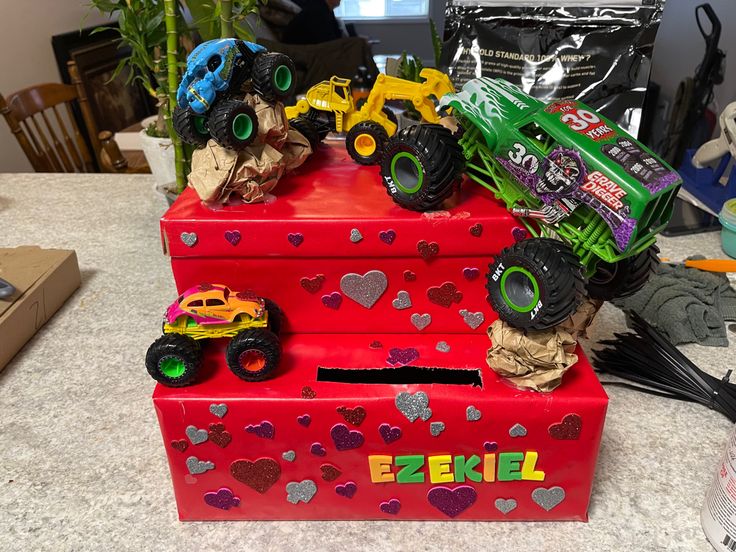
xmin=285 ymin=69 xmax=454 ymax=165
xmin=380 ymin=78 xmax=682 ymax=330
xmin=173 ymin=38 xmax=296 ymax=150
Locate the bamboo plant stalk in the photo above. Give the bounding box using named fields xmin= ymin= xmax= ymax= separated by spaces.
xmin=164 ymin=0 xmax=186 ymax=192
xmin=221 ymin=0 xmax=234 ymax=38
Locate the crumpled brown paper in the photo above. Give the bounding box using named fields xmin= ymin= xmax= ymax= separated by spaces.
xmin=188 ymin=94 xmax=311 ymax=204
xmin=486 ymin=297 xmax=604 ymax=392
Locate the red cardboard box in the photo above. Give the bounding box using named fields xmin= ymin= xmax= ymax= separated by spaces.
xmin=153 ymin=333 xmax=607 ymax=521
xmin=160 ymin=144 xmax=522 ymax=335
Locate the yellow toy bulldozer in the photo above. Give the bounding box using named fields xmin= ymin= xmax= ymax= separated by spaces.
xmin=285 ymin=69 xmax=454 ymax=165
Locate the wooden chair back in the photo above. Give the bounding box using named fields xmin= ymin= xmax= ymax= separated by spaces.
xmin=0 ymin=82 xmax=96 ymax=172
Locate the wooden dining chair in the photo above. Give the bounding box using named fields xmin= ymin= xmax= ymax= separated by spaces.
xmin=0 ymin=68 xmax=145 ymax=173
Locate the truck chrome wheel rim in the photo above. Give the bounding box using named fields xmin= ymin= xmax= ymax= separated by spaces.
xmin=500 ymin=267 xmax=540 ymax=313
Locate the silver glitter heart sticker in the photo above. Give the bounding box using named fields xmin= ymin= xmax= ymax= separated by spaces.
xmin=532 ymin=487 xmax=565 ymax=511
xmin=395 ymin=391 xmax=431 ymax=422
xmin=186 ymin=425 xmax=208 ymax=445
xmin=209 ymin=403 xmax=228 ymax=418
xmin=180 ymin=232 xmax=198 ymax=247
xmin=509 ymin=423 xmax=527 ymax=437
xmin=282 ymin=450 xmax=296 ymax=462
xmin=466 ymin=406 xmax=482 ymax=422
xmin=286 ymin=480 xmax=318 ymax=504
xmin=410 ymin=313 xmax=432 ymax=331
xmin=391 ymin=290 xmax=412 ymax=310
xmin=459 ymin=309 xmax=485 ymax=330
xmin=340 ymin=270 xmax=388 ymax=309
xmin=436 ymin=341 xmax=450 ymax=353
xmin=430 ymin=421 xmax=445 ymax=437
xmin=495 ymin=498 xmax=518 ymax=514
xmin=186 ymin=456 xmax=214 ymax=475
xmin=349 ymin=228 xmax=363 ymax=243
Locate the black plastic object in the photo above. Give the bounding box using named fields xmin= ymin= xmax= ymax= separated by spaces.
xmin=208 ymin=99 xmax=259 ymax=150
xmin=173 ymin=106 xmax=210 ymax=147
xmin=263 ymin=298 xmax=284 ymax=335
xmin=252 ymin=53 xmax=297 ymax=103
xmin=226 ymin=328 xmax=282 ymax=382
xmin=485 ymin=238 xmax=585 ymax=330
xmin=289 ymin=116 xmax=320 ymax=149
xmin=586 ymin=244 xmax=659 ymax=301
xmin=146 ymin=333 xmax=203 ymax=387
xmin=380 ymin=124 xmax=464 ymax=212
xmin=593 ymin=312 xmax=736 ymax=422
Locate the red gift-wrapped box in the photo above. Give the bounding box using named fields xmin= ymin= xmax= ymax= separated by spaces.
xmin=153 ymin=334 xmax=607 ymax=521
xmin=160 ymin=144 xmax=522 ymax=335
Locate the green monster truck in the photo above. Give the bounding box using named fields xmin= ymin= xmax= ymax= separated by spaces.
xmin=380 ymin=78 xmax=682 ymax=330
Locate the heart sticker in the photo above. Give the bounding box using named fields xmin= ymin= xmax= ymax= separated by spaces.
xmin=462 ymin=267 xmax=480 ymax=281
xmin=403 ymin=270 xmax=417 ymax=282
xmin=427 ymin=282 xmax=463 ymax=308
xmin=379 ymin=229 xmax=396 ymax=245
xmin=509 ymin=423 xmax=527 ymax=437
xmin=224 ymin=230 xmax=241 ymax=246
xmin=337 ymin=406 xmax=367 ymax=426
xmin=549 ymin=414 xmax=582 ymax=440
xmin=391 ymin=290 xmax=412 ymax=310
xmin=286 ymin=480 xmax=317 ymax=504
xmin=494 ymin=498 xmax=517 ymax=515
xmin=459 ymin=309 xmax=485 ymax=330
xmin=380 ymin=498 xmax=401 ymax=515
xmin=378 ymin=423 xmax=402 ymax=444
xmin=282 ymin=450 xmax=296 ymax=462
xmin=180 ymin=232 xmax=197 ymax=247
xmin=417 ymin=240 xmax=439 ymax=259
xmin=386 ymin=347 xmax=419 ymax=366
xmin=300 ymin=275 xmax=325 ymax=294
xmin=209 ymin=403 xmax=228 ymax=418
xmin=301 ymin=386 xmax=317 ymax=399
xmin=350 ymin=228 xmax=363 ymax=243
xmin=297 ymin=414 xmax=311 ymax=427
xmin=287 ymin=233 xmax=304 ymax=247
xmin=245 ymin=421 xmax=275 ymax=439
xmin=469 ymin=223 xmax=483 ymax=237
xmin=310 ymin=443 xmax=326 ymax=456
xmin=230 ymin=458 xmax=281 ymax=493
xmin=512 ymin=227 xmax=528 ymax=242
xmin=186 ymin=456 xmax=215 ymax=475
xmin=320 ymin=464 xmax=342 ymax=482
xmin=170 ymin=439 xmax=188 ymax=453
xmin=330 ymin=423 xmax=364 ymax=451
xmin=531 ymin=486 xmax=565 ymax=511
xmin=427 ymin=485 xmax=477 ymax=518
xmin=340 ymin=270 xmax=388 ymax=309
xmin=410 ymin=313 xmax=432 ymax=331
xmin=466 ymin=406 xmax=482 ymax=422
xmin=484 ymin=441 xmax=498 ymax=452
xmin=436 ymin=341 xmax=451 ymax=353
xmin=321 ymin=292 xmax=342 ymax=309
xmin=336 ymin=481 xmax=357 ymax=498
xmin=430 ymin=421 xmax=445 ymax=437
xmin=395 ymin=391 xmax=431 ymax=422
xmin=204 ymin=488 xmax=240 ymax=510
xmin=208 ymin=423 xmax=232 ymax=448
xmin=369 ymin=340 xmax=383 ymax=349
xmin=186 ymin=425 xmax=208 ymax=445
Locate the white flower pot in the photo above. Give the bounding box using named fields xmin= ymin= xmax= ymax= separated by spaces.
xmin=139 ymin=129 xmax=176 ymax=190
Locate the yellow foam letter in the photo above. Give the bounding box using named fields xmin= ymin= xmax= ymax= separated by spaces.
xmin=521 ymin=451 xmax=545 ymax=481
xmin=428 ymin=455 xmax=454 ymax=483
xmin=369 ymin=455 xmax=395 ymax=483
xmin=483 ymin=454 xmax=496 ymax=482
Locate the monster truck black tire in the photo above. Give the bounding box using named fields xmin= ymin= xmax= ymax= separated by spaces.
xmin=226 ymin=328 xmax=282 ymax=382
xmin=346 ymin=121 xmax=388 ymax=165
xmin=586 ymin=244 xmax=659 ymax=301
xmin=382 ymin=106 xmax=398 ymax=128
xmin=173 ymin=106 xmax=210 ymax=146
xmin=486 ymin=238 xmax=585 ymax=330
xmin=304 ymin=108 xmax=334 ymax=140
xmin=208 ymin=99 xmax=259 ymax=150
xmin=380 ymin=123 xmax=464 ymax=212
xmin=252 ymin=53 xmax=296 ymax=103
xmin=263 ymin=298 xmax=284 ymax=335
xmin=146 ymin=333 xmax=202 ymax=387
xmin=289 ymin=116 xmax=320 ymax=150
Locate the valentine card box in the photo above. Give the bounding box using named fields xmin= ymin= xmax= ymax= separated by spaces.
xmin=160 ymin=143 xmax=522 ymax=335
xmin=153 ymin=333 xmax=607 ymax=521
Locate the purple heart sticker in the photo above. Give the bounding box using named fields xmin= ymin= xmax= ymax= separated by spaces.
xmin=483 ymin=441 xmax=498 ymax=452
xmin=335 ymin=481 xmax=358 ymax=499
xmin=204 ymin=487 xmax=240 ymax=510
xmin=245 ymin=421 xmax=274 ymax=439
xmin=463 ymin=267 xmax=480 ymax=281
xmin=297 ymin=414 xmax=311 ymax=427
xmin=330 ymin=423 xmax=364 ymax=451
xmin=322 ymin=292 xmax=342 ymax=310
xmin=288 ymin=232 xmax=304 ymax=247
xmin=379 ymin=229 xmax=396 ymax=245
xmin=310 ymin=442 xmax=326 ymax=456
xmin=378 ymin=423 xmax=402 ymax=444
xmin=224 ymin=230 xmax=241 ymax=246
xmin=512 ymin=227 xmax=528 ymax=242
xmin=386 ymin=347 xmax=419 ymax=366
xmin=380 ymin=498 xmax=401 ymax=515
xmin=427 ymin=485 xmax=477 ymax=518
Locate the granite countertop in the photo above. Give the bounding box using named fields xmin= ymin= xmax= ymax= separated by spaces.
xmin=0 ymin=173 xmax=733 ymax=551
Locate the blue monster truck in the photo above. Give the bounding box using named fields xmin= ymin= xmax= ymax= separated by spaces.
xmin=173 ymin=38 xmax=296 ymax=150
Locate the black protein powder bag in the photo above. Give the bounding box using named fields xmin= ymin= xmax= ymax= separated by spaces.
xmin=442 ymin=0 xmax=665 ymax=136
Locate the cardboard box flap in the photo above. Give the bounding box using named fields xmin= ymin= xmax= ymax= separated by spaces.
xmin=160 ymin=144 xmax=521 ymax=259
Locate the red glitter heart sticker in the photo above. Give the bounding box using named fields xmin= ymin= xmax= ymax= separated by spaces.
xmin=427 ymin=282 xmax=463 ymax=308
xmin=301 ymin=386 xmax=317 ymax=399
xmin=417 ymin=240 xmax=439 ymax=259
xmin=300 ymin=275 xmax=325 ymax=293
xmin=230 ymin=458 xmax=281 ymax=494
xmin=320 ymin=464 xmax=342 ymax=482
xmin=208 ymin=423 xmax=232 ymax=448
xmin=403 ymin=270 xmax=417 ymax=282
xmin=548 ymin=414 xmax=582 ymax=440
xmin=170 ymin=439 xmax=188 ymax=453
xmin=469 ymin=223 xmax=483 ymax=237
xmin=337 ymin=406 xmax=367 ymax=427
